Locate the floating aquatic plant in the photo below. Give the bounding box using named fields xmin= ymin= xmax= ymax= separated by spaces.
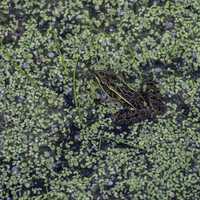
xmin=1 ymin=0 xmax=200 ymax=199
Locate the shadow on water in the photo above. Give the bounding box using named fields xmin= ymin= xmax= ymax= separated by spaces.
xmin=140 ymin=58 xmax=185 ymax=78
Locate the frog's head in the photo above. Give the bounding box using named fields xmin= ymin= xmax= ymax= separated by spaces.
xmin=93 ymin=70 xmax=116 ymax=88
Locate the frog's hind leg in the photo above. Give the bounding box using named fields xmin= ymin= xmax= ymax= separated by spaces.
xmin=112 ymin=109 xmax=147 ymax=126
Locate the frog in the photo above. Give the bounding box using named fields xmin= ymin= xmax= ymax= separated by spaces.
xmin=94 ymin=70 xmax=166 ymax=125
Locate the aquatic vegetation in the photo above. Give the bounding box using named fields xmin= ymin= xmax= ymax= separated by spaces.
xmin=1 ymin=0 xmax=200 ymax=199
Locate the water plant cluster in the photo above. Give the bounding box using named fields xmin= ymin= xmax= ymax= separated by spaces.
xmin=1 ymin=0 xmax=200 ymax=199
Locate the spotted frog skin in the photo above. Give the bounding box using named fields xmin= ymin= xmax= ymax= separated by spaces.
xmin=94 ymin=70 xmax=166 ymax=125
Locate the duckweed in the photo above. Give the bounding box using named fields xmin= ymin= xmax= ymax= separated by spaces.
xmin=1 ymin=0 xmax=200 ymax=199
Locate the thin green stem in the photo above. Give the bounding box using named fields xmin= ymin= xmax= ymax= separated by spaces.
xmin=73 ymin=62 xmax=78 ymax=108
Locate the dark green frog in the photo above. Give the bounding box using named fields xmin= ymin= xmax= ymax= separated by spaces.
xmin=94 ymin=70 xmax=166 ymax=125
